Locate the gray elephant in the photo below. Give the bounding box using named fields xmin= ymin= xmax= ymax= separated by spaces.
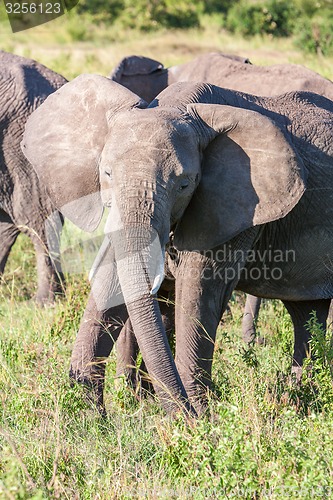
xmin=111 ymin=52 xmax=333 ymax=364
xmin=22 ymin=76 xmax=333 ymax=415
xmin=110 ymin=52 xmax=333 ymax=104
xmin=109 ymin=53 xmax=251 ymax=104
xmin=0 ymin=51 xmax=67 ymax=304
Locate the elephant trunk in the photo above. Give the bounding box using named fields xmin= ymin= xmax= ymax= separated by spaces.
xmin=111 ymin=221 xmax=192 ymax=414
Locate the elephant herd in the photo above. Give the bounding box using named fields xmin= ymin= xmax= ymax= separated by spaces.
xmin=2 ymin=49 xmax=333 ymax=415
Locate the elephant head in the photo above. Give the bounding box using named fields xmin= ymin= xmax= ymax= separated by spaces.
xmin=22 ymin=77 xmax=306 ymax=413
xmin=110 ymin=55 xmax=168 ymax=104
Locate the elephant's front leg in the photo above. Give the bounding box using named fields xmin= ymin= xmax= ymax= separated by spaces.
xmin=70 ymin=291 xmax=128 ymax=413
xmin=115 ymin=319 xmax=140 ymax=389
xmin=174 ymin=229 xmax=259 ymax=414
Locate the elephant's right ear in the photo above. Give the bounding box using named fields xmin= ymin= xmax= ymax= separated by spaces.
xmin=110 ymin=56 xmax=164 ymax=80
xmin=22 ymin=74 xmax=146 ymax=232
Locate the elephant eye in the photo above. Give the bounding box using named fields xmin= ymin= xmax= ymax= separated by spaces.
xmin=179 ymin=179 xmax=190 ymax=191
xmin=105 ymin=170 xmax=112 ymax=178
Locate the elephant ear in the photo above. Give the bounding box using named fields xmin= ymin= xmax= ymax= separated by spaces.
xmin=110 ymin=56 xmax=164 ymax=79
xmin=22 ymin=74 xmax=146 ymax=231
xmin=174 ymin=103 xmax=307 ymax=251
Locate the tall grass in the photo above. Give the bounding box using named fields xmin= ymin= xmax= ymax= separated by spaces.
xmin=2 ymin=273 xmax=333 ymax=496
xmin=1 ymin=18 xmax=333 ymax=497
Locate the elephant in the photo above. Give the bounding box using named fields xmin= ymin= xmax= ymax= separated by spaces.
xmin=110 ymin=52 xmax=333 ymax=105
xmin=22 ymin=76 xmax=333 ymax=415
xmin=109 ymin=53 xmax=252 ymax=104
xmin=0 ymin=51 xmax=67 ymax=304
xmin=111 ymin=52 xmax=333 ymax=367
xmin=109 ymin=53 xmax=250 ymax=104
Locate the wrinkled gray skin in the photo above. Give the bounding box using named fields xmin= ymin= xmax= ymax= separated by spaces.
xmin=0 ymin=51 xmax=67 ymax=303
xmin=111 ymin=52 xmax=333 ymax=366
xmin=22 ymin=77 xmax=333 ymax=415
xmin=110 ymin=52 xmax=333 ymax=104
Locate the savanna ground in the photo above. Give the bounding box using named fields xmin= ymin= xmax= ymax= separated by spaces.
xmin=1 ymin=7 xmax=333 ymax=498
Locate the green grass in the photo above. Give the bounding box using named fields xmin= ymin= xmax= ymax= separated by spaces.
xmin=2 ymin=266 xmax=333 ymax=497
xmin=2 ymin=244 xmax=333 ymax=498
xmin=1 ymin=16 xmax=333 ymax=498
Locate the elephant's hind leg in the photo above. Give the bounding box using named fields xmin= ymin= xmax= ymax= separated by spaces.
xmin=282 ymin=299 xmax=331 ymax=381
xmin=0 ymin=209 xmax=19 ymax=274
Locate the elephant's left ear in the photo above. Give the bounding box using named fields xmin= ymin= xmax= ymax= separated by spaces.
xmin=174 ymin=103 xmax=307 ymax=251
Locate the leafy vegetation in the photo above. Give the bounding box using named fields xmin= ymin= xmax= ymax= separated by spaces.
xmin=225 ymin=0 xmax=296 ymax=38
xmin=72 ymin=0 xmax=333 ymax=55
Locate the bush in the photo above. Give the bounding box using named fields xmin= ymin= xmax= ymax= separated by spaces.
xmin=226 ymin=0 xmax=298 ymax=37
xmin=294 ymin=8 xmax=333 ymax=55
xmin=118 ymin=0 xmax=203 ymax=31
xmin=77 ymin=0 xmax=124 ymax=23
xmin=203 ymin=0 xmax=234 ymax=14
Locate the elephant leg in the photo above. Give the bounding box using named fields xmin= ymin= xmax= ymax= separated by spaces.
xmin=24 ymin=211 xmax=65 ymax=305
xmin=174 ymin=252 xmax=235 ymax=414
xmin=327 ymin=300 xmax=333 ymax=330
xmin=242 ymin=294 xmax=262 ymax=344
xmin=282 ymin=299 xmax=331 ymax=381
xmin=174 ymin=229 xmax=258 ymax=414
xmin=70 ymin=291 xmax=129 ymax=413
xmin=115 ymin=318 xmax=140 ymax=388
xmin=0 ymin=209 xmax=19 ymax=273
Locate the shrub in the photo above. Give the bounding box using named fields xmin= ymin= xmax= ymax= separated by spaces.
xmin=118 ymin=0 xmax=203 ymax=31
xmin=77 ymin=0 xmax=124 ymax=23
xmin=293 ymin=9 xmax=333 ymax=55
xmin=203 ymin=0 xmax=234 ymax=14
xmin=226 ymin=0 xmax=298 ymax=37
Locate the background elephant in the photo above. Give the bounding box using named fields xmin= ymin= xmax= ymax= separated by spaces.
xmin=109 ymin=52 xmax=251 ymax=104
xmin=22 ymin=76 xmax=333 ymax=415
xmin=0 ymin=51 xmax=67 ymax=304
xmin=110 ymin=52 xmax=333 ymax=104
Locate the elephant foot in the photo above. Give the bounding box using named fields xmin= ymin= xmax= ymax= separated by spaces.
xmin=242 ymin=330 xmax=265 ymax=346
xmin=34 ymin=287 xmax=65 ymax=306
xmin=182 ymin=386 xmax=211 ymax=417
xmin=35 ymin=273 xmax=66 ymax=306
xmin=291 ymin=364 xmax=303 ymax=385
